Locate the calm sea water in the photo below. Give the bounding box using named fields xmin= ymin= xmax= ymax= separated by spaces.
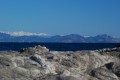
xmin=0 ymin=42 xmax=119 ymax=51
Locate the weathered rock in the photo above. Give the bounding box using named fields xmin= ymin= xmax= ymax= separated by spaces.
xmin=20 ymin=45 xmax=49 ymax=56
xmin=30 ymin=54 xmax=45 ymax=66
xmin=90 ymin=67 xmax=119 ymax=80
xmin=35 ymin=45 xmax=49 ymax=54
xmin=105 ymin=62 xmax=120 ymax=77
xmin=0 ymin=45 xmax=120 ymax=80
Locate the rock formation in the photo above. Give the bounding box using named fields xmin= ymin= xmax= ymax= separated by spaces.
xmin=0 ymin=45 xmax=120 ymax=80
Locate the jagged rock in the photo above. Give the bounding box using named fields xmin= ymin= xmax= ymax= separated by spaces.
xmin=59 ymin=76 xmax=81 ymax=80
xmin=105 ymin=62 xmax=120 ymax=77
xmin=20 ymin=45 xmax=49 ymax=56
xmin=20 ymin=47 xmax=36 ymax=55
xmin=0 ymin=45 xmax=120 ymax=80
xmin=90 ymin=67 xmax=119 ymax=80
xmin=30 ymin=54 xmax=46 ymax=66
xmin=35 ymin=45 xmax=49 ymax=53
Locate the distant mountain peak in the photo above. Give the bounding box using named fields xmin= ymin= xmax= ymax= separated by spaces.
xmin=97 ymin=34 xmax=111 ymax=37
xmin=96 ymin=34 xmax=114 ymax=38
xmin=0 ymin=31 xmax=119 ymax=42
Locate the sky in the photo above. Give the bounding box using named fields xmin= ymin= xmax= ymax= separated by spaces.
xmin=0 ymin=0 xmax=120 ymax=37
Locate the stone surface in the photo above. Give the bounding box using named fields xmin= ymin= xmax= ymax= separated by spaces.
xmin=0 ymin=45 xmax=120 ymax=80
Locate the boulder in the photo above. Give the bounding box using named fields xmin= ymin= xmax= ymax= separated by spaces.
xmin=20 ymin=45 xmax=49 ymax=56
xmin=105 ymin=62 xmax=120 ymax=77
xmin=90 ymin=67 xmax=119 ymax=80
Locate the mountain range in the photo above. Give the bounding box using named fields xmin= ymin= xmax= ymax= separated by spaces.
xmin=0 ymin=31 xmax=120 ymax=43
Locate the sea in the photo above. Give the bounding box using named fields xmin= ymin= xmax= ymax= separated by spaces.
xmin=0 ymin=42 xmax=119 ymax=51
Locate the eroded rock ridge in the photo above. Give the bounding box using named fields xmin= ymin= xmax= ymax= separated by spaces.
xmin=0 ymin=45 xmax=120 ymax=80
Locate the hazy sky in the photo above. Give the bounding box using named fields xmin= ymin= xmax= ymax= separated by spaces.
xmin=0 ymin=0 xmax=120 ymax=36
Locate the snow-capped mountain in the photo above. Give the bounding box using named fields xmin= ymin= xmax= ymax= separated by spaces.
xmin=0 ymin=31 xmax=119 ymax=43
xmin=0 ymin=31 xmax=49 ymax=36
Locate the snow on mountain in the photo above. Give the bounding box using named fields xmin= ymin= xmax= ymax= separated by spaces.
xmin=0 ymin=31 xmax=49 ymax=36
xmin=0 ymin=31 xmax=119 ymax=42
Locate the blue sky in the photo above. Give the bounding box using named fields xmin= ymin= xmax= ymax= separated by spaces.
xmin=0 ymin=0 xmax=120 ymax=36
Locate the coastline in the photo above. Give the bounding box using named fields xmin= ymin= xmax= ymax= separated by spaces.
xmin=0 ymin=45 xmax=120 ymax=80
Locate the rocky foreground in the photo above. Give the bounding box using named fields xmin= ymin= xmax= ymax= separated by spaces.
xmin=0 ymin=45 xmax=120 ymax=80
